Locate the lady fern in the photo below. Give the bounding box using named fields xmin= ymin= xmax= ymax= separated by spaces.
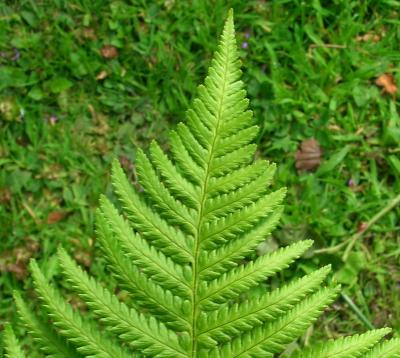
xmin=4 ymin=10 xmax=400 ymax=358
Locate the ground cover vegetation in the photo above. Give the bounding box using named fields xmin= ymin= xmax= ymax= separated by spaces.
xmin=0 ymin=0 xmax=400 ymax=354
xmin=3 ymin=10 xmax=400 ymax=357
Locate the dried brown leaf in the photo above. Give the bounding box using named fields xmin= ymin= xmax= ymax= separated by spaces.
xmin=47 ymin=211 xmax=67 ymax=224
xmin=295 ymin=138 xmax=322 ymax=171
xmin=355 ymin=32 xmax=380 ymax=42
xmin=6 ymin=263 xmax=27 ymax=280
xmin=100 ymin=45 xmax=118 ymax=59
xmin=96 ymin=70 xmax=108 ymax=81
xmin=375 ymin=73 xmax=397 ymax=95
xmin=0 ymin=188 xmax=11 ymax=204
xmin=0 ymin=238 xmax=39 ymax=280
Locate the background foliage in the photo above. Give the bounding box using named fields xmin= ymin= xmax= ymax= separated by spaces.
xmin=1 ymin=0 xmax=400 ymax=351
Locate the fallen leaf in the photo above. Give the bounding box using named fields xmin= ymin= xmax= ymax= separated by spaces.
xmin=0 ymin=237 xmax=39 ymax=280
xmin=355 ymin=32 xmax=380 ymax=42
xmin=96 ymin=70 xmax=108 ymax=80
xmin=5 ymin=263 xmax=27 ymax=280
xmin=100 ymin=45 xmax=118 ymax=59
xmin=375 ymin=73 xmax=397 ymax=95
xmin=295 ymin=138 xmax=322 ymax=171
xmin=0 ymin=188 xmax=11 ymax=204
xmin=327 ymin=124 xmax=343 ymax=132
xmin=47 ymin=211 xmax=68 ymax=224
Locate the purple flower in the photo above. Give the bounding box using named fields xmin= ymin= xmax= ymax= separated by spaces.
xmin=241 ymin=41 xmax=249 ymax=49
xmin=244 ymin=32 xmax=251 ymax=39
xmin=347 ymin=178 xmax=355 ymax=187
xmin=49 ymin=114 xmax=58 ymax=125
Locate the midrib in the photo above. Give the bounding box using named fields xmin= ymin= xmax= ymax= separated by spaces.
xmin=190 ymin=40 xmax=231 ymax=357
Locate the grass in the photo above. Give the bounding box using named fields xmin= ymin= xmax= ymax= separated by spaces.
xmin=1 ymin=0 xmax=400 ymax=350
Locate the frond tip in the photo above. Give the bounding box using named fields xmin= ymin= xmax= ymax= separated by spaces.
xmin=4 ymin=8 xmax=400 ymax=358
xmin=295 ymin=328 xmax=393 ymax=358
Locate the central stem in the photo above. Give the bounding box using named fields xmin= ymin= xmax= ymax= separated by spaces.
xmin=190 ymin=44 xmax=231 ymax=357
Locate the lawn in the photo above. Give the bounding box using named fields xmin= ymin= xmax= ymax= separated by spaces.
xmin=1 ymin=0 xmax=400 ymax=351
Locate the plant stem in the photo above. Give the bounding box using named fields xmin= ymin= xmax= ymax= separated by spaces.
xmin=342 ymin=192 xmax=400 ymax=261
xmin=314 ymin=193 xmax=400 ymax=258
xmin=341 ymin=292 xmax=375 ymax=330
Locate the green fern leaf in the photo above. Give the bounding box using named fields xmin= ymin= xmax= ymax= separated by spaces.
xmin=211 ymin=286 xmax=340 ymax=357
xmin=95 ymin=209 xmax=190 ymax=331
xmin=199 ymin=206 xmax=283 ymax=280
xmin=111 ymin=161 xmax=194 ymax=264
xmin=30 ymin=260 xmax=132 ymax=358
xmin=207 ymin=159 xmax=269 ymax=196
xmin=149 ymin=141 xmax=200 ymax=208
xmin=363 ymin=338 xmax=400 ymax=358
xmin=3 ymin=324 xmax=26 ymax=358
xmin=296 ymin=328 xmax=392 ymax=358
xmin=200 ymin=188 xmax=286 ymax=249
xmin=202 ymin=161 xmax=276 ymax=220
xmin=6 ymin=9 xmax=400 ymax=358
xmin=197 ymin=266 xmax=332 ymax=346
xmin=98 ymin=195 xmax=192 ymax=297
xmin=57 ymin=247 xmax=189 ymax=357
xmin=135 ymin=148 xmax=196 ymax=232
xmin=198 ymin=240 xmax=313 ymax=310
xmin=13 ymin=291 xmax=81 ymax=358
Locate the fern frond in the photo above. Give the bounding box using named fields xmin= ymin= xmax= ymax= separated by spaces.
xmin=214 ymin=125 xmax=259 ymax=157
xmin=199 ymin=240 xmax=313 ymax=309
xmin=135 ymin=148 xmax=196 ymax=233
xmin=175 ymin=123 xmax=207 ymax=167
xmin=13 ymin=291 xmax=81 ymax=358
xmin=95 ymin=210 xmax=190 ymax=331
xmin=98 ymin=196 xmax=192 ymax=297
xmin=3 ymin=324 xmax=25 ymax=358
xmin=219 ymin=105 xmax=253 ymax=137
xmin=201 ymin=188 xmax=286 ymax=249
xmin=30 ymin=260 xmax=132 ymax=358
xmin=213 ymin=286 xmax=339 ymax=357
xmin=111 ymin=160 xmax=193 ymax=264
xmin=169 ymin=130 xmax=206 ymax=183
xmin=297 ymin=328 xmax=392 ymax=358
xmin=57 ymin=247 xmax=189 ymax=357
xmin=209 ymin=144 xmax=257 ymax=177
xmin=203 ymin=162 xmax=276 ymax=220
xmin=197 ymin=266 xmax=332 ymax=347
xmin=185 ymin=99 xmax=213 ymax=147
xmin=363 ymin=338 xmax=400 ymax=358
xmin=149 ymin=141 xmax=200 ymax=208
xmin=199 ymin=207 xmax=283 ymax=280
xmin=8 ymin=9 xmax=400 ymax=358
xmin=207 ymin=160 xmax=269 ymax=196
